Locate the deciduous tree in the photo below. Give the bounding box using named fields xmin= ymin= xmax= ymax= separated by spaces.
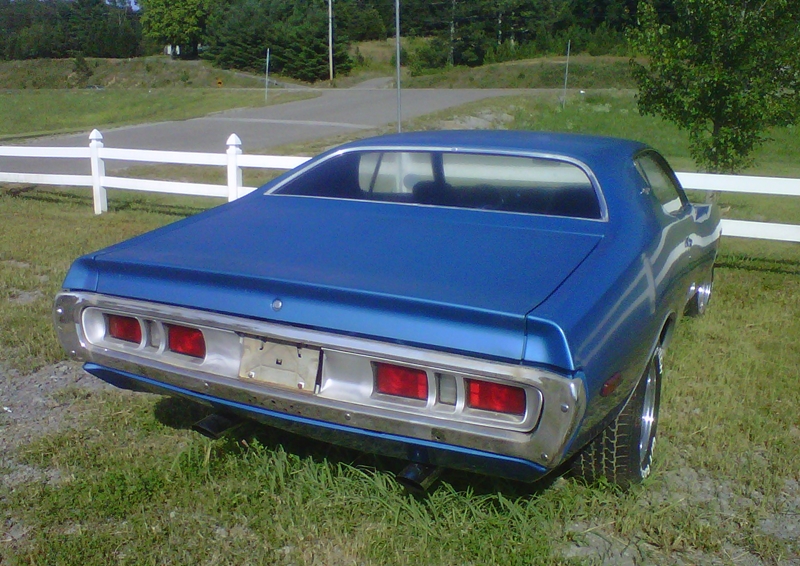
xmin=139 ymin=0 xmax=209 ymax=57
xmin=631 ymin=0 xmax=800 ymax=173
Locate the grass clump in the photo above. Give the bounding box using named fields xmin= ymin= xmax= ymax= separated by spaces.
xmin=11 ymin=392 xmax=563 ymax=564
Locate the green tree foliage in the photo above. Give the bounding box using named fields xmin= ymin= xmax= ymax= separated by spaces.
xmin=139 ymin=0 xmax=210 ymax=57
xmin=631 ymin=0 xmax=800 ymax=173
xmin=337 ymin=1 xmax=386 ymax=41
xmin=69 ymin=0 xmax=141 ymax=57
xmin=204 ymin=0 xmax=352 ymax=82
xmin=0 ymin=0 xmax=639 ymax=69
xmin=405 ymin=0 xmax=633 ymax=72
xmin=569 ymin=0 xmax=637 ymax=30
xmin=0 ymin=0 xmax=141 ymax=59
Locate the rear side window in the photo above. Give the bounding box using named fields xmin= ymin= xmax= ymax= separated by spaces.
xmin=636 ymin=153 xmax=688 ymax=215
xmin=275 ymin=150 xmax=602 ymax=219
xmin=358 ymin=152 xmax=435 ymax=194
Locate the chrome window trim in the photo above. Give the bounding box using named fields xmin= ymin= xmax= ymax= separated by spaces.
xmin=262 ymin=145 xmax=609 ymax=222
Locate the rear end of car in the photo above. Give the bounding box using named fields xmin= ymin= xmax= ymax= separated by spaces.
xmin=53 ymin=132 xmax=638 ymax=484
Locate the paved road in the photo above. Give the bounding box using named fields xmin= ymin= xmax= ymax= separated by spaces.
xmin=1 ymin=81 xmax=532 ymax=175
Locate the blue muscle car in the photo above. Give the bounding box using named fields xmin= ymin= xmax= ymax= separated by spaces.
xmin=54 ymin=131 xmax=720 ymax=491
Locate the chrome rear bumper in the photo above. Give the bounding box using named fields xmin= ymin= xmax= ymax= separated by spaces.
xmin=55 ymin=291 xmax=586 ymax=475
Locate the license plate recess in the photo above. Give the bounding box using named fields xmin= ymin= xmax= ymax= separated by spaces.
xmin=239 ymin=336 xmax=320 ymax=393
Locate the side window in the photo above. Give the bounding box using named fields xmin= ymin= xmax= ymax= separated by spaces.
xmin=439 ymin=153 xmax=601 ymax=219
xmin=636 ymin=153 xmax=687 ymax=215
xmin=358 ymin=152 xmax=434 ymax=194
xmin=441 ymin=153 xmax=592 ymax=188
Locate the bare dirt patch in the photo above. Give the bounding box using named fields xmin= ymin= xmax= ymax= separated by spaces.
xmin=0 ymin=361 xmax=113 ymax=484
xmin=0 ymin=361 xmax=116 ymax=547
xmin=559 ymin=464 xmax=800 ymax=565
xmin=6 ymin=289 xmax=43 ymax=306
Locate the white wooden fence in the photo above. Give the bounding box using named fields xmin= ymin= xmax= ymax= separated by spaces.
xmin=1 ymin=129 xmax=799 ymax=243
xmin=0 ymin=129 xmax=310 ymax=215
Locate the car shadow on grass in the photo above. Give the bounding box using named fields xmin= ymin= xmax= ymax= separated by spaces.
xmin=152 ymin=395 xmax=560 ymax=499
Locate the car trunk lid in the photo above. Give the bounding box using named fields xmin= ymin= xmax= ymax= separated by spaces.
xmin=86 ymin=196 xmax=602 ymax=363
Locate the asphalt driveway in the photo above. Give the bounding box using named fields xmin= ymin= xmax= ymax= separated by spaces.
xmin=0 ymin=81 xmax=530 ymax=175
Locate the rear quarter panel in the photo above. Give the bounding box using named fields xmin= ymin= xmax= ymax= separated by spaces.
xmin=531 ymin=152 xmax=699 ymax=452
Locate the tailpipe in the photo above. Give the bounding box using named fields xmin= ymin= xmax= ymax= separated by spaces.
xmin=396 ymin=463 xmax=443 ymax=496
xmin=192 ymin=413 xmax=243 ymax=440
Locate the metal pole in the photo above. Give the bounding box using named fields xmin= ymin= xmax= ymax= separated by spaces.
xmin=265 ymin=48 xmax=270 ymax=102
xmin=328 ymin=0 xmax=334 ymax=83
xmin=395 ymin=0 xmax=401 ymax=132
xmin=562 ymin=40 xmax=570 ymax=108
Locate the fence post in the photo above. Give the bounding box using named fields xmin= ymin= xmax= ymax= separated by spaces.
xmin=226 ymin=134 xmax=243 ymax=201
xmin=89 ymin=129 xmax=107 ymax=214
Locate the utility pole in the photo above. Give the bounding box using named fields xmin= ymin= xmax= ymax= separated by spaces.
xmin=265 ymin=48 xmax=270 ymax=102
xmin=562 ymin=40 xmax=570 ymax=108
xmin=395 ymin=0 xmax=401 ymax=132
xmin=449 ymin=0 xmax=455 ymax=67
xmin=328 ymin=0 xmax=334 ymax=83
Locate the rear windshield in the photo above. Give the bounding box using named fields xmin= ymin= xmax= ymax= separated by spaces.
xmin=272 ymin=150 xmax=601 ymax=219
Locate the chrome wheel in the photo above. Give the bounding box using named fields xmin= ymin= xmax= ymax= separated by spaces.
xmin=571 ymin=348 xmax=662 ymax=489
xmin=638 ymin=361 xmax=659 ymax=473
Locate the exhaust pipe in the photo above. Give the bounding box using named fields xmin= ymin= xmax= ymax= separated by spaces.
xmin=396 ymin=463 xmax=442 ymax=496
xmin=192 ymin=413 xmax=243 ymax=440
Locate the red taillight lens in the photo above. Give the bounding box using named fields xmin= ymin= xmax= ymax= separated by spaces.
xmin=167 ymin=324 xmax=206 ymax=358
xmin=107 ymin=314 xmax=142 ymax=344
xmin=375 ymin=363 xmax=428 ymax=400
xmin=466 ymin=379 xmax=526 ymax=415
xmin=600 ymin=372 xmax=622 ymax=397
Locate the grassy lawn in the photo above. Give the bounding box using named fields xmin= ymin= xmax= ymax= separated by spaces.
xmin=403 ymin=55 xmax=637 ymax=90
xmin=1 ymin=91 xmax=799 ymax=564
xmin=0 ymin=89 xmax=317 ymax=141
xmin=0 ymin=56 xmax=270 ymax=90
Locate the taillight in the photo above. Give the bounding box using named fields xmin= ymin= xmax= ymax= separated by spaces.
xmin=600 ymin=372 xmax=622 ymax=397
xmin=465 ymin=379 xmax=526 ymax=415
xmin=107 ymin=314 xmax=142 ymax=344
xmin=375 ymin=363 xmax=428 ymax=400
xmin=166 ymin=324 xmax=206 ymax=358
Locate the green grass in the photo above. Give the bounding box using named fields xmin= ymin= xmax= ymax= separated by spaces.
xmin=0 ymin=56 xmax=267 ymax=90
xmin=403 ymin=55 xmax=637 ymax=90
xmin=0 ymin=88 xmax=317 ymax=140
xmin=1 ymin=94 xmax=799 ymax=564
xmin=0 ymin=188 xmax=220 ymax=371
xmin=10 ymin=396 xmax=563 ymax=564
xmin=416 ymin=91 xmax=800 ymax=178
xmin=0 ymin=57 xmax=320 ymax=139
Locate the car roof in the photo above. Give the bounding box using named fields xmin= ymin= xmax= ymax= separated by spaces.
xmin=333 ymin=130 xmax=649 ymax=165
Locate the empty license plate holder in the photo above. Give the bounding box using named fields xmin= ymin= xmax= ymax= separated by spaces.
xmin=239 ymin=337 xmax=320 ymax=393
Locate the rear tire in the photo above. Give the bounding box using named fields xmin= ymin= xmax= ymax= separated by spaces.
xmin=571 ymin=348 xmax=662 ymax=489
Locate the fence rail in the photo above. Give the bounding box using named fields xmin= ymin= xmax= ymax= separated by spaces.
xmin=1 ymin=129 xmax=798 ymax=243
xmin=675 ymin=172 xmax=800 ymax=243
